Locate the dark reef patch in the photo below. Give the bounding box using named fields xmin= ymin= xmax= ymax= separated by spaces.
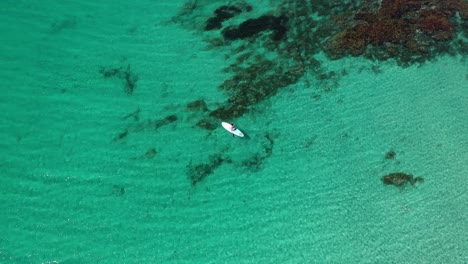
xmin=222 ymin=15 xmax=288 ymax=41
xmin=382 ymin=172 xmax=424 ymax=188
xmin=323 ymin=0 xmax=468 ymax=64
xmin=385 ymin=150 xmax=396 ymax=159
xmin=173 ymin=0 xmax=468 ymax=123
xmin=99 ymin=64 xmax=138 ymax=95
xmin=173 ymin=1 xmax=352 ymax=121
xmin=186 ymin=155 xmax=230 ymax=186
xmin=205 ymin=4 xmax=251 ymax=31
xmin=185 ymin=99 xmax=218 ymax=131
xmin=209 ymin=58 xmax=302 ymax=120
xmin=171 ymin=1 xmax=466 ymax=187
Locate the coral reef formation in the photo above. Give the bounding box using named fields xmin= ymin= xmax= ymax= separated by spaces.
xmin=324 ymin=0 xmax=468 ymax=64
xmin=174 ymin=0 xmax=467 ymax=122
xmin=169 ymin=0 xmax=467 ymax=186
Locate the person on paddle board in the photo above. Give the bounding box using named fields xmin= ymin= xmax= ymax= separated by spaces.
xmin=230 ymin=124 xmax=236 ymax=137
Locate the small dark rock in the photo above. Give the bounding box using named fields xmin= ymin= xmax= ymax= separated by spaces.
xmin=385 ymin=150 xmax=396 ymax=159
xmin=382 ymin=172 xmax=424 ymax=188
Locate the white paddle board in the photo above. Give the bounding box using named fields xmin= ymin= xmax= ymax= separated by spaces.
xmin=221 ymin=122 xmax=244 ymax=137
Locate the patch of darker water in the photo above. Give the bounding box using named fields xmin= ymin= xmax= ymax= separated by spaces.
xmin=49 ymin=16 xmax=77 ymax=34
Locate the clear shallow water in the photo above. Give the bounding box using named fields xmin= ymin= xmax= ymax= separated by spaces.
xmin=0 ymin=0 xmax=467 ymax=263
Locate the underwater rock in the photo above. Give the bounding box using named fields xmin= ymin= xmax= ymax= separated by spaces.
xmin=385 ymin=150 xmax=396 ymax=159
xmin=382 ymin=172 xmax=424 ymax=187
xmin=222 ymin=15 xmax=288 ymax=41
xmin=205 ymin=5 xmax=243 ymax=30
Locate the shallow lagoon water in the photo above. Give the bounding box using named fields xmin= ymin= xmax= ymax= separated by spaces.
xmin=0 ymin=0 xmax=467 ymax=263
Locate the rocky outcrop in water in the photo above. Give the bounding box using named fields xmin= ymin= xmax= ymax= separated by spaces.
xmin=382 ymin=172 xmax=424 ymax=188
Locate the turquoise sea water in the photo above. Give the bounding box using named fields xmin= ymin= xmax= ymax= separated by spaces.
xmin=1 ymin=0 xmax=467 ymax=263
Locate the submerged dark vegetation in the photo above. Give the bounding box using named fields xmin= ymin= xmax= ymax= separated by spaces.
xmin=174 ymin=0 xmax=467 ymax=122
xmin=112 ymin=0 xmax=462 ymax=186
xmin=168 ymin=0 xmax=465 ymax=185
